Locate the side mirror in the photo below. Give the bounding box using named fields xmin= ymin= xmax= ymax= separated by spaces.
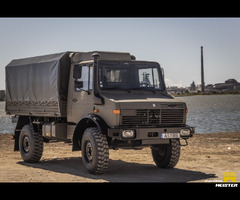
xmin=74 ymin=80 xmax=83 ymax=89
xmin=73 ymin=65 xmax=82 ymax=79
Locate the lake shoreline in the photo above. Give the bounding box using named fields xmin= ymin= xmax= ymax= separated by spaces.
xmin=173 ymin=91 xmax=240 ymax=97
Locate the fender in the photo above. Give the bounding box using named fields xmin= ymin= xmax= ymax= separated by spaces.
xmin=13 ymin=116 xmax=31 ymax=151
xmin=72 ymin=114 xmax=109 ymax=151
xmin=86 ymin=114 xmax=109 ymax=134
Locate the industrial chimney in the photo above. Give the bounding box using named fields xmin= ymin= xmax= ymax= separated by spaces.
xmin=201 ymin=46 xmax=205 ymax=93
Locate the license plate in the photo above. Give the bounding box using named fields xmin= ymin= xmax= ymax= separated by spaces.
xmin=160 ymin=133 xmax=180 ymax=138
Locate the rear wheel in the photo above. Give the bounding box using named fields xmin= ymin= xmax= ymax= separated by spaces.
xmin=81 ymin=127 xmax=109 ymax=174
xmin=151 ymin=139 xmax=180 ymax=168
xmin=19 ymin=124 xmax=43 ymax=163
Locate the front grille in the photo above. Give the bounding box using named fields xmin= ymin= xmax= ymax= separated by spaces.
xmin=120 ymin=109 xmax=185 ymax=127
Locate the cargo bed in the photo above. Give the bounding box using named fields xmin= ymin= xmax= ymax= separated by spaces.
xmin=5 ymin=52 xmax=72 ymax=117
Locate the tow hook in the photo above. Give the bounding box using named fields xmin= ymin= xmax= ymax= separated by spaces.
xmin=180 ymin=138 xmax=188 ymax=146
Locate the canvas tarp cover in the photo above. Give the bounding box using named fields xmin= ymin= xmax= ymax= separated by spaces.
xmin=5 ymin=52 xmax=71 ymax=116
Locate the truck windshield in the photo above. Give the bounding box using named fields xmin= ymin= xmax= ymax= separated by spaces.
xmin=98 ymin=60 xmax=165 ymax=91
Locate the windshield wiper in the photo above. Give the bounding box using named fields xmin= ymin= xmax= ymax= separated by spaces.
xmin=103 ymin=87 xmax=131 ymax=93
xmin=128 ymin=87 xmax=157 ymax=94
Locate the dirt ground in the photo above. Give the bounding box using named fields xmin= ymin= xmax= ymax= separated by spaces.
xmin=0 ymin=132 xmax=240 ymax=182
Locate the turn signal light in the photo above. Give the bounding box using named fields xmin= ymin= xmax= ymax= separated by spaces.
xmin=112 ymin=109 xmax=120 ymax=114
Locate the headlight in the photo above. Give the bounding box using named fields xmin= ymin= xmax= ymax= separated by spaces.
xmin=180 ymin=129 xmax=191 ymax=137
xmin=122 ymin=130 xmax=135 ymax=138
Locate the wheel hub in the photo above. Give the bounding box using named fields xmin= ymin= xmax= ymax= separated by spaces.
xmin=85 ymin=140 xmax=93 ymax=163
xmin=23 ymin=135 xmax=30 ymax=153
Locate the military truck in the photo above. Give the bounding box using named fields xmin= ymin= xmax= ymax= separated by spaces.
xmin=5 ymin=51 xmax=194 ymax=174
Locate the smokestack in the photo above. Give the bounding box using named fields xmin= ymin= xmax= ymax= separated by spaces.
xmin=201 ymin=46 xmax=205 ymax=93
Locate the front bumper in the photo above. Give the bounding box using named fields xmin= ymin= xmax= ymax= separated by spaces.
xmin=108 ymin=125 xmax=194 ymax=145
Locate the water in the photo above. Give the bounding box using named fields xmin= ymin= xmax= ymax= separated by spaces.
xmin=176 ymin=94 xmax=240 ymax=133
xmin=0 ymin=94 xmax=240 ymax=134
xmin=0 ymin=102 xmax=15 ymax=134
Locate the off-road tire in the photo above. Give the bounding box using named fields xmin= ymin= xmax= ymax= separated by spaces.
xmin=151 ymin=139 xmax=180 ymax=168
xmin=81 ymin=127 xmax=109 ymax=175
xmin=19 ymin=124 xmax=43 ymax=163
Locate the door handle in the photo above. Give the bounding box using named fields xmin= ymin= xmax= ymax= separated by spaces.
xmin=72 ymin=98 xmax=77 ymax=102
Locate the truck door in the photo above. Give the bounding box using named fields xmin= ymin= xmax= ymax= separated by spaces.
xmin=71 ymin=64 xmax=94 ymax=123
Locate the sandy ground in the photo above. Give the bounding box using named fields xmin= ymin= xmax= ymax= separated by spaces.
xmin=0 ymin=132 xmax=240 ymax=182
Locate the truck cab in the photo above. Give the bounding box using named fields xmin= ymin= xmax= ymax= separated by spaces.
xmin=6 ymin=51 xmax=194 ymax=174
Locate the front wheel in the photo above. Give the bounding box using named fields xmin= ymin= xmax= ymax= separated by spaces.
xmin=151 ymin=139 xmax=180 ymax=168
xmin=81 ymin=127 xmax=109 ymax=174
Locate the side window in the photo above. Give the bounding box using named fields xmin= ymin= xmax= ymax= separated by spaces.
xmin=78 ymin=66 xmax=89 ymax=91
xmin=89 ymin=66 xmax=93 ymax=90
xmin=74 ymin=65 xmax=93 ymax=92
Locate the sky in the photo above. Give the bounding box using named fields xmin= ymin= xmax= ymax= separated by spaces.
xmin=1 ymin=18 xmax=240 ymax=90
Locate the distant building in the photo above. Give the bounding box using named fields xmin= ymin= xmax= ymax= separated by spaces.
xmin=225 ymin=79 xmax=239 ymax=85
xmin=189 ymin=81 xmax=196 ymax=91
xmin=213 ymin=79 xmax=240 ymax=92
xmin=187 ymin=81 xmax=201 ymax=93
xmin=167 ymin=78 xmax=240 ymax=95
xmin=167 ymin=86 xmax=184 ymax=95
xmin=205 ymin=84 xmax=214 ymax=92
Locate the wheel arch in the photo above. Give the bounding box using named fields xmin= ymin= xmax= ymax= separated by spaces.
xmin=72 ymin=114 xmax=109 ymax=151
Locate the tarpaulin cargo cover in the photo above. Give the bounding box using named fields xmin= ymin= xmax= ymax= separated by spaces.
xmin=5 ymin=52 xmax=72 ymax=117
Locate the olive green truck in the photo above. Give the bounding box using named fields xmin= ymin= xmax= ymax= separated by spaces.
xmin=5 ymin=51 xmax=194 ymax=174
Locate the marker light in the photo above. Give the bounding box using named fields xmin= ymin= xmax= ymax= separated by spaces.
xmin=113 ymin=109 xmax=120 ymax=114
